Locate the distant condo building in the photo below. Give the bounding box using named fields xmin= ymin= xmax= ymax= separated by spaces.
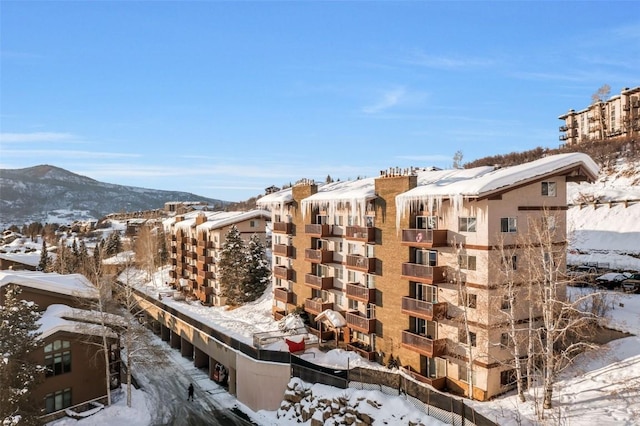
xmin=257 ymin=153 xmax=599 ymax=401
xmin=558 ymin=86 xmax=640 ymax=146
xmin=165 ymin=210 xmax=270 ymax=306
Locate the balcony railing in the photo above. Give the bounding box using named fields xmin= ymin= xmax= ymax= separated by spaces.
xmin=401 ymin=229 xmax=448 ymax=247
xmin=305 ymin=223 xmax=332 ymax=237
xmin=345 ymin=254 xmax=376 ymax=273
xmin=273 ymin=265 xmax=293 ymax=281
xmin=304 ymin=274 xmax=333 ymax=290
xmin=273 ymin=244 xmax=294 ymax=257
xmin=345 ymin=283 xmax=376 ymax=303
xmin=273 ymin=222 xmax=293 ymax=234
xmin=198 ymin=240 xmax=213 ymax=248
xmin=198 ymin=270 xmax=214 ymax=280
xmin=401 ymin=264 xmax=446 ymax=283
xmin=273 ymin=287 xmax=293 ymax=304
xmin=400 ymin=366 xmax=446 ymax=391
xmin=346 ymin=312 xmax=376 ymax=334
xmin=304 ymin=248 xmax=334 ymax=264
xmin=346 ymin=342 xmax=376 ymax=361
xmin=304 ymin=298 xmax=332 ymax=315
xmin=559 ymin=125 xmax=568 ymax=132
xmin=273 ymin=310 xmax=286 ymax=321
xmin=401 ymin=330 xmax=447 ymax=358
xmin=307 ymin=324 xmax=334 ymax=341
xmin=401 ymin=297 xmax=447 ymax=321
xmin=345 ymin=226 xmax=375 ymax=242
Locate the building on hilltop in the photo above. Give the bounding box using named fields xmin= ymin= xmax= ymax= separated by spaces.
xmin=558 ymin=86 xmax=640 ymax=146
xmin=0 ymin=271 xmax=123 ymax=420
xmin=164 ymin=210 xmax=270 ymax=306
xmin=257 ymin=153 xmax=599 ymax=401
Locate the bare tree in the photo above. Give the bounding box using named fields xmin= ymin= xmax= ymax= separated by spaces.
xmin=452 ymin=239 xmax=475 ymax=400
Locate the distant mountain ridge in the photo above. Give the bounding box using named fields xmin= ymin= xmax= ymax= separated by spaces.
xmin=0 ymin=165 xmax=228 ymax=227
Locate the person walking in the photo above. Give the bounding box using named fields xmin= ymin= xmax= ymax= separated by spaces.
xmin=188 ymin=383 xmax=194 ymax=401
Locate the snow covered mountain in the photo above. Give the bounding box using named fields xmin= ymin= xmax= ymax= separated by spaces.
xmin=0 ymin=165 xmax=227 ymax=228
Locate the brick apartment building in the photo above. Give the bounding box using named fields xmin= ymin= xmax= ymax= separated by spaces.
xmin=165 ymin=210 xmax=270 ymax=306
xmin=559 ymin=86 xmax=640 ymax=146
xmin=0 ymin=271 xmax=122 ymax=418
xmin=257 ymin=153 xmax=599 ymax=400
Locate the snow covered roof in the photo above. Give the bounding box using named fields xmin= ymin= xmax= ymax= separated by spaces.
xmin=167 ymin=210 xmax=270 ymax=233
xmin=0 ymin=270 xmax=99 ymax=299
xmin=395 ymin=153 xmax=599 ymax=228
xmin=256 ymin=188 xmax=294 ymax=218
xmin=38 ymin=304 xmax=123 ymax=339
xmin=300 ymin=177 xmax=377 ymax=220
xmin=315 ymin=309 xmax=347 ymax=328
xmin=0 ymin=251 xmax=40 ymax=267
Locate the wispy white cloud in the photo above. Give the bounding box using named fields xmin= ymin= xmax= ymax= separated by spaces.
xmin=0 ymin=132 xmax=76 ymax=143
xmin=362 ymin=87 xmax=407 ymax=114
xmin=406 ymin=51 xmax=495 ymax=70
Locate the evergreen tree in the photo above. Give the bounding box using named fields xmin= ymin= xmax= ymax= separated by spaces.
xmin=157 ymin=231 xmax=169 ymax=267
xmin=0 ymin=285 xmax=45 ymax=425
xmin=104 ymin=232 xmax=122 ymax=256
xmin=241 ymin=234 xmax=271 ymax=303
xmin=38 ymin=239 xmax=51 ymax=272
xmin=218 ymin=225 xmax=247 ymax=306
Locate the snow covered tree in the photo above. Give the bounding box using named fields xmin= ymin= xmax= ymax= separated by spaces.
xmin=0 ymin=285 xmax=45 ymax=425
xmin=241 ymin=234 xmax=271 ymax=303
xmin=38 ymin=239 xmax=51 ymax=272
xmin=218 ymin=225 xmax=247 ymax=306
xmin=104 ymin=232 xmax=122 ymax=256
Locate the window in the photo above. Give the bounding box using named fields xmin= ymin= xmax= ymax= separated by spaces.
xmin=334 ymin=267 xmax=343 ymax=280
xmin=365 ymin=216 xmax=374 ymax=227
xmin=541 ymin=181 xmax=556 ymax=197
xmin=542 ymin=216 xmax=556 ymax=231
xmin=502 ymin=255 xmax=517 ymax=270
xmin=500 ymin=333 xmax=511 ymax=347
xmin=347 ymin=270 xmax=357 ymax=283
xmin=500 ymin=369 xmax=517 ymax=387
xmin=458 ymin=255 xmax=476 ymax=271
xmin=416 ymin=216 xmax=437 ymax=230
xmin=365 ymin=244 xmax=375 ymax=258
xmin=464 ymin=293 xmax=477 ymax=309
xmin=459 ymin=330 xmax=476 ymax=347
xmin=333 ymin=215 xmax=344 ymax=226
xmin=347 ymin=243 xmax=358 ymax=255
xmin=44 ymin=340 xmax=71 ymax=377
xmin=501 ymin=295 xmax=511 ymax=310
xmin=348 ymin=298 xmax=359 ymax=310
xmin=365 ymin=274 xmax=375 ymax=288
xmin=334 ymin=293 xmax=343 ymax=307
xmin=44 ymin=388 xmax=72 ymax=413
xmin=249 ymin=220 xmax=256 ymax=227
xmin=317 ymin=215 xmax=328 ymax=225
xmin=458 ymin=217 xmax=477 ymax=232
xmin=500 ymin=217 xmax=517 ymax=233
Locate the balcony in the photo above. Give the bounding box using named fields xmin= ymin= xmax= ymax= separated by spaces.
xmin=559 ymin=125 xmax=568 ymax=132
xmin=273 ymin=310 xmax=286 ymax=321
xmin=197 ymin=255 xmax=213 ymax=264
xmin=345 ymin=226 xmax=375 ymax=242
xmin=273 ymin=222 xmax=293 ymax=234
xmin=304 ymin=298 xmax=332 ymax=315
xmin=273 ymin=287 xmax=293 ymax=304
xmin=345 ymin=283 xmax=376 ymax=303
xmin=307 ymin=324 xmax=334 ymax=341
xmin=346 ymin=341 xmax=376 ymax=361
xmin=401 ymin=330 xmax=447 ymax=358
xmin=304 ymin=274 xmax=333 ymax=290
xmin=273 ymin=244 xmax=294 ymax=257
xmin=305 ymin=248 xmax=334 ymax=264
xmin=401 ymin=297 xmax=447 ymax=321
xmin=305 ymin=223 xmax=332 ymax=237
xmin=346 ymin=311 xmax=376 ymax=334
xmin=345 ymin=254 xmax=376 ymax=273
xmin=400 ymin=366 xmax=446 ymax=391
xmin=198 ymin=270 xmax=214 ymax=280
xmin=559 ymin=134 xmax=569 ymax=141
xmin=273 ymin=265 xmax=293 ymax=281
xmin=401 ymin=229 xmax=448 ymax=247
xmin=401 ymin=264 xmax=446 ymax=283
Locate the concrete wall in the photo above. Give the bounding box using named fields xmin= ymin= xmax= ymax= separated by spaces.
xmin=235 ymin=353 xmax=290 ymax=411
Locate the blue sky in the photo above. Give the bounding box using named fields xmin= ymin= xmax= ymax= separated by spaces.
xmin=1 ymin=1 xmax=638 ymax=202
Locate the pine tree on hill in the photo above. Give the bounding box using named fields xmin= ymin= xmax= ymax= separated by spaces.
xmin=0 ymin=285 xmax=45 ymax=425
xmin=218 ymin=225 xmax=247 ymax=306
xmin=241 ymin=234 xmax=271 ymax=303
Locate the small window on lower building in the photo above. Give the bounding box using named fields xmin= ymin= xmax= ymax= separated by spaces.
xmin=500 ymin=369 xmax=517 ymax=387
xmin=541 ymin=181 xmax=557 ymax=197
xmin=44 ymin=388 xmax=72 ymax=413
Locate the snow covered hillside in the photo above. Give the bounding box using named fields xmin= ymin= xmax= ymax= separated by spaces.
xmin=568 ymin=158 xmax=640 ymax=271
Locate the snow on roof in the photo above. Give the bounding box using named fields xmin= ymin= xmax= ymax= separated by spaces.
xmin=256 ymin=187 xmax=294 ymax=219
xmin=103 ymin=250 xmax=135 ymax=265
xmin=38 ymin=304 xmax=122 ymax=339
xmin=0 ymin=251 xmax=40 ymax=267
xmin=395 ymin=153 xmax=600 ymax=229
xmin=315 ymin=309 xmax=347 ymax=328
xmin=0 ymin=270 xmax=98 ymax=299
xmin=300 ymin=177 xmax=377 ymax=220
xmin=167 ymin=210 xmax=269 ymax=234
